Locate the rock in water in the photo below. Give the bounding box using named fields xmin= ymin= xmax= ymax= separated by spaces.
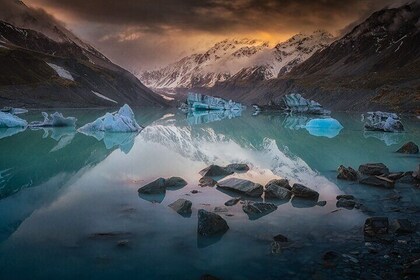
xmin=264 ymin=181 xmax=292 ymax=200
xmin=291 ymin=183 xmax=319 ymax=200
xmin=138 ymin=178 xmax=166 ymax=194
xmin=199 ymin=165 xmax=233 ymax=177
xmin=265 ymin=178 xmax=291 ymax=190
xmin=393 ymin=219 xmax=415 ymax=234
xmin=0 ymin=111 xmax=27 ymax=127
xmin=358 ymin=163 xmax=389 ymax=176
xmin=197 ymin=209 xmax=229 ymax=236
xmin=217 ymin=178 xmax=263 ymax=197
xmin=30 ymin=112 xmax=76 ymax=127
xmin=359 ymin=176 xmax=395 ymax=189
xmin=226 ymin=163 xmax=250 ymax=173
xmin=168 ymin=199 xmax=192 ymax=216
xmin=164 ymin=177 xmax=188 ymax=189
xmin=396 ymin=142 xmax=419 ymax=154
xmin=363 ymin=111 xmax=404 ymax=132
xmin=336 ymin=194 xmax=355 ymax=200
xmin=337 ymin=165 xmax=358 ymax=181
xmin=336 ymin=198 xmax=356 ymax=209
xmin=79 ymin=104 xmax=142 ymax=133
xmin=364 ymin=217 xmax=389 ymax=237
xmin=224 ymin=197 xmax=241 ymax=206
xmin=199 ymin=176 xmax=217 ymax=187
xmin=242 ymin=201 xmax=277 ymax=219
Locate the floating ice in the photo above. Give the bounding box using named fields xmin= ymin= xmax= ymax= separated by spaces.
xmin=281 ymin=93 xmax=330 ymax=115
xmin=30 ymin=112 xmax=77 ymax=127
xmin=1 ymin=107 xmax=28 ymax=115
xmin=0 ymin=111 xmax=28 ymax=128
xmin=363 ymin=111 xmax=404 ymax=132
xmin=78 ymin=104 xmax=142 ymax=133
xmin=186 ymin=93 xmax=243 ymax=111
xmin=305 ymin=118 xmax=343 ymax=138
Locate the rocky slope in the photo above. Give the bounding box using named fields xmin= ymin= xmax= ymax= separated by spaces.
xmin=199 ymin=3 xmax=420 ymax=114
xmin=140 ymin=31 xmax=333 ymax=89
xmin=0 ymin=1 xmax=167 ymax=108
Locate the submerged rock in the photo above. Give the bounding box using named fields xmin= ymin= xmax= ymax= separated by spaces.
xmin=337 ymin=165 xmax=358 ymax=181
xmin=358 ymin=163 xmax=389 ymax=176
xmin=359 ymin=176 xmax=395 ymax=189
xmin=364 ymin=217 xmax=389 ymax=237
xmin=281 ymin=93 xmax=330 ymax=115
xmin=199 ymin=176 xmax=217 ymax=187
xmin=197 ymin=209 xmax=229 ymax=237
xmin=79 ymin=104 xmax=142 ymax=133
xmin=242 ymin=201 xmax=277 ymax=219
xmin=396 ymin=142 xmax=419 ymax=154
xmin=264 ymin=180 xmax=292 ymax=200
xmin=138 ymin=178 xmax=166 ymax=194
xmin=199 ymin=165 xmax=233 ymax=177
xmin=168 ymin=199 xmax=192 ymax=216
xmin=0 ymin=111 xmax=27 ymax=128
xmin=224 ymin=197 xmax=241 ymax=206
xmin=30 ymin=112 xmax=76 ymax=127
xmin=217 ymin=178 xmax=263 ymax=197
xmin=291 ymin=183 xmax=319 ymax=200
xmin=363 ymin=111 xmax=404 ymax=132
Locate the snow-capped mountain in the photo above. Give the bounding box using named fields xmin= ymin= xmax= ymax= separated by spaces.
xmin=0 ymin=0 xmax=167 ymax=108
xmin=140 ymin=31 xmax=333 ymax=89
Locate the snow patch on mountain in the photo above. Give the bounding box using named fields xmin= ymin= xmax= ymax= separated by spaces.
xmin=46 ymin=62 xmax=74 ymax=81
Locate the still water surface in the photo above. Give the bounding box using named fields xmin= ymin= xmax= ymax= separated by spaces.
xmin=0 ymin=108 xmax=418 ymax=279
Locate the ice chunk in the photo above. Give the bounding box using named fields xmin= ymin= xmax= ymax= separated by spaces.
xmin=0 ymin=111 xmax=27 ymax=128
xmin=186 ymin=93 xmax=243 ymax=111
xmin=305 ymin=118 xmax=343 ymax=138
xmin=1 ymin=107 xmax=28 ymax=115
xmin=364 ymin=111 xmax=404 ymax=132
xmin=46 ymin=62 xmax=74 ymax=81
xmin=78 ymin=104 xmax=142 ymax=133
xmin=281 ymin=93 xmax=330 ymax=115
xmin=30 ymin=112 xmax=77 ymax=127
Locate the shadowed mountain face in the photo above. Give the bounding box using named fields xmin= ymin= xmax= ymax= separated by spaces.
xmin=195 ymin=3 xmax=420 ymax=114
xmin=0 ymin=1 xmax=167 ymax=108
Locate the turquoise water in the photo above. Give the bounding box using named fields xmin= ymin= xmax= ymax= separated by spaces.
xmin=0 ymin=108 xmax=419 ymax=279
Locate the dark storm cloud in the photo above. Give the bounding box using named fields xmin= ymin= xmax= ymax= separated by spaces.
xmin=27 ymin=0 xmax=404 ymax=34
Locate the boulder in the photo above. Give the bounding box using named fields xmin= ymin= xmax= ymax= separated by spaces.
xmin=226 ymin=163 xmax=250 ymax=173
xmin=264 ymin=182 xmax=292 ymax=200
xmin=337 ymin=165 xmax=358 ymax=181
xmin=387 ymin=172 xmax=404 ymax=180
xmin=358 ymin=163 xmax=389 ymax=176
xmin=291 ymin=183 xmax=319 ymax=200
xmin=396 ymin=142 xmax=419 ymax=154
xmin=224 ymin=197 xmax=241 ymax=206
xmin=336 ymin=198 xmax=356 ymax=209
xmin=199 ymin=176 xmax=217 ymax=187
xmin=359 ymin=176 xmax=394 ymax=189
xmin=364 ymin=217 xmax=389 ymax=237
xmin=265 ymin=178 xmax=291 ymax=190
xmin=393 ymin=219 xmax=415 ymax=234
xmin=336 ymin=194 xmax=355 ymax=200
xmin=197 ymin=209 xmax=229 ymax=237
xmin=317 ymin=201 xmax=327 ymax=206
xmin=138 ymin=178 xmax=166 ymax=194
xmin=217 ymin=178 xmax=263 ymax=197
xmin=168 ymin=199 xmax=192 ymax=216
xmin=164 ymin=177 xmax=188 ymax=189
xmin=199 ymin=165 xmax=233 ymax=177
xmin=398 ymin=172 xmax=417 ymax=184
xmin=213 ymin=207 xmax=228 ymax=213
xmin=242 ymin=201 xmax=277 ymax=219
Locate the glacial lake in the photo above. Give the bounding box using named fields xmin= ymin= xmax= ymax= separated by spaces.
xmin=0 ymin=108 xmax=419 ymax=279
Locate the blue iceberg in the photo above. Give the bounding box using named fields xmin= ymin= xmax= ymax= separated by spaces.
xmin=305 ymin=118 xmax=343 ymax=138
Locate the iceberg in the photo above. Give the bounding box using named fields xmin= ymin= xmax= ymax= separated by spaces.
xmin=78 ymin=104 xmax=142 ymax=133
xmin=305 ymin=118 xmax=343 ymax=138
xmin=363 ymin=111 xmax=404 ymax=132
xmin=186 ymin=93 xmax=243 ymax=111
xmin=281 ymin=93 xmax=330 ymax=115
xmin=1 ymin=107 xmax=28 ymax=115
xmin=30 ymin=112 xmax=77 ymax=127
xmin=0 ymin=111 xmax=28 ymax=128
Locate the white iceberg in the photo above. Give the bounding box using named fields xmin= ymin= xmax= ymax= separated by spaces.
xmin=186 ymin=93 xmax=243 ymax=111
xmin=363 ymin=111 xmax=404 ymax=132
xmin=305 ymin=118 xmax=344 ymax=138
xmin=30 ymin=112 xmax=77 ymax=127
xmin=78 ymin=104 xmax=142 ymax=133
xmin=282 ymin=93 xmax=330 ymax=115
xmin=0 ymin=111 xmax=28 ymax=128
